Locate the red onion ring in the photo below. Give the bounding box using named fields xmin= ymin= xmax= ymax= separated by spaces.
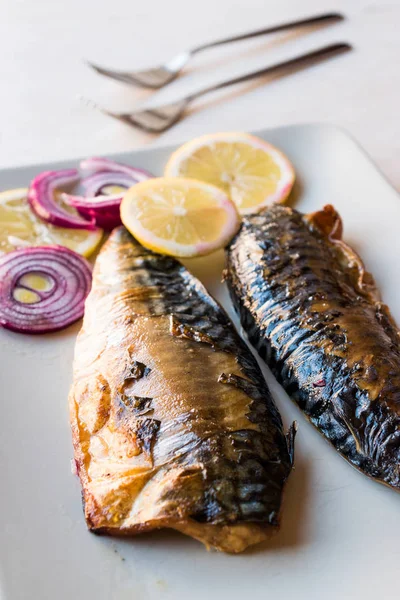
xmin=0 ymin=246 xmax=92 ymax=334
xmin=81 ymin=172 xmax=140 ymax=197
xmin=61 ymin=192 xmax=121 ymax=230
xmin=28 ymin=169 xmax=96 ymax=230
xmin=62 ymin=158 xmax=153 ymax=230
xmin=62 ymin=193 xmax=122 ymax=209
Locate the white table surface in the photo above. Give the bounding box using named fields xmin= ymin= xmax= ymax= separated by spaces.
xmin=1 ymin=0 xmax=399 ymax=186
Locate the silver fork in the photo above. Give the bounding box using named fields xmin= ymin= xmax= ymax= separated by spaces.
xmin=82 ymin=43 xmax=351 ymax=133
xmin=87 ymin=12 xmax=344 ymax=89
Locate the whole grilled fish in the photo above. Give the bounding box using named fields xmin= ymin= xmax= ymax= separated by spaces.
xmin=226 ymin=204 xmax=400 ymax=490
xmin=69 ymin=227 xmax=294 ymax=553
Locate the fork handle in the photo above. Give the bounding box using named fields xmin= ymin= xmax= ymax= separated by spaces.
xmin=191 ymin=12 xmax=344 ymax=54
xmin=188 ymin=43 xmax=351 ymax=100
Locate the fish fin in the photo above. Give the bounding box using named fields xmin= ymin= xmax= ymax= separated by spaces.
xmin=305 ymin=204 xmax=343 ymax=240
xmin=306 ymin=204 xmax=380 ymax=301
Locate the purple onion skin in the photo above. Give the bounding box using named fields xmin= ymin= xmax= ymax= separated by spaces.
xmin=66 ymin=158 xmax=154 ymax=230
xmin=75 ymin=206 xmax=122 ymax=230
xmin=62 ymin=192 xmax=122 ymax=230
xmin=28 ymin=169 xmax=97 ymax=230
xmin=27 ymin=160 xmax=152 ymax=232
xmin=81 ymin=172 xmax=138 ymax=198
xmin=0 ymin=246 xmax=92 ymax=334
xmin=80 ymin=157 xmax=153 ymax=181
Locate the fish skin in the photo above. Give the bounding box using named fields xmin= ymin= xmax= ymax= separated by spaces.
xmin=69 ymin=227 xmax=294 ymax=553
xmin=226 ymin=204 xmax=400 ymax=490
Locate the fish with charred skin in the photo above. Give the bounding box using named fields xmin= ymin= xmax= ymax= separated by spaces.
xmin=69 ymin=227 xmax=294 ymax=553
xmin=226 ymin=204 xmax=400 ymax=490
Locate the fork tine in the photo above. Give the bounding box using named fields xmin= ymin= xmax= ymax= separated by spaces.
xmin=79 ymin=96 xmax=159 ymax=132
xmin=124 ymin=110 xmax=171 ymax=133
xmin=80 ymin=91 xmax=186 ymax=132
xmin=86 ymin=59 xmax=171 ymax=88
xmin=78 ymin=95 xmax=126 ymax=120
xmin=85 ymin=61 xmax=138 ymax=85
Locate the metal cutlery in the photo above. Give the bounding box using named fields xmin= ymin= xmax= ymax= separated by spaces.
xmin=87 ymin=12 xmax=344 ymax=89
xmin=82 ymin=42 xmax=351 ymax=133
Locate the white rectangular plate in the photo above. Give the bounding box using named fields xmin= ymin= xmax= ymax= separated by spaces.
xmin=1 ymin=124 xmax=400 ymax=600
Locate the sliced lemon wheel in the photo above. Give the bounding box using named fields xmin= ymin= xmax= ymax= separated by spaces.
xmin=0 ymin=188 xmax=103 ymax=257
xmin=164 ymin=132 xmax=295 ymax=214
xmin=120 ymin=177 xmax=240 ymax=257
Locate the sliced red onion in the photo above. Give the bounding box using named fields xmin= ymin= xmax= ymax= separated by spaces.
xmin=61 ymin=193 xmax=121 ymax=230
xmin=80 ymin=157 xmax=152 ymax=182
xmin=63 ymin=192 xmax=122 ymax=209
xmin=28 ymin=169 xmax=96 ymax=230
xmin=0 ymin=246 xmax=92 ymax=334
xmin=62 ymin=160 xmax=152 ymax=230
xmin=81 ymin=172 xmax=141 ymax=197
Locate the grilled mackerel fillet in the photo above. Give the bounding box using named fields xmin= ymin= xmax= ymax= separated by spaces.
xmin=226 ymin=204 xmax=400 ymax=490
xmin=69 ymin=227 xmax=294 ymax=553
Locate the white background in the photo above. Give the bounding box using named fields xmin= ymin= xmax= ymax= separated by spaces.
xmin=1 ymin=0 xmax=399 ymax=190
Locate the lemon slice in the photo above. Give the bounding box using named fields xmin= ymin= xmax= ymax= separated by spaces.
xmin=164 ymin=132 xmax=295 ymax=214
xmin=120 ymin=177 xmax=240 ymax=257
xmin=0 ymin=188 xmax=103 ymax=257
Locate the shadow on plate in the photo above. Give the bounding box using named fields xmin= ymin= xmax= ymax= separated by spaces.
xmin=285 ymin=176 xmax=303 ymax=209
xmin=244 ymin=453 xmax=312 ymax=555
xmin=100 ymin=454 xmax=311 ymax=558
xmin=182 ymin=248 xmax=226 ymax=299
